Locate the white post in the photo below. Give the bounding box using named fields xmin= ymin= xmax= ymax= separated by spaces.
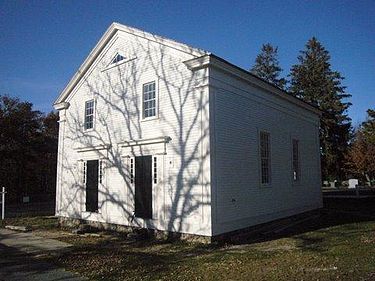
xmin=1 ymin=187 xmax=5 ymax=220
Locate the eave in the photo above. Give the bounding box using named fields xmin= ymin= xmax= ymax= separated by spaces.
xmin=53 ymin=23 xmax=207 ymax=109
xmin=184 ymin=54 xmax=322 ymax=116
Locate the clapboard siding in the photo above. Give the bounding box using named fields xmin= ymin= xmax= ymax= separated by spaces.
xmin=210 ymin=67 xmax=322 ymax=235
xmin=56 ymin=23 xmax=322 ymax=238
xmin=56 ymin=28 xmax=212 ymax=236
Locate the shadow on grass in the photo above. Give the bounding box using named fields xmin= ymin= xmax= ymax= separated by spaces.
xmin=44 ymin=197 xmax=375 ymax=248
xmin=37 ymin=197 xmax=375 ymax=280
xmin=5 ymin=197 xmax=373 ymax=281
xmin=221 ymin=197 xmax=375 ymax=250
xmin=52 ymin=236 xmax=223 ymax=280
xmin=0 ymin=243 xmax=81 ymax=281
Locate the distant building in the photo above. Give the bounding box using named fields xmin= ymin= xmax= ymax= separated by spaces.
xmin=54 ymin=23 xmax=322 ymax=239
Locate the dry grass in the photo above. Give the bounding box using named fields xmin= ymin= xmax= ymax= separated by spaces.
xmin=3 ymin=198 xmax=375 ymax=280
xmin=46 ymin=220 xmax=375 ymax=281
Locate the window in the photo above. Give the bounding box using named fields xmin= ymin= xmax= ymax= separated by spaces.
xmin=83 ymin=161 xmax=86 ymax=184
xmin=111 ymin=53 xmax=126 ymax=64
xmin=99 ymin=160 xmax=104 ymax=184
xmin=130 ymin=158 xmax=134 ymax=184
xmin=143 ymin=81 xmax=156 ymax=118
xmin=85 ymin=160 xmax=99 ymax=212
xmin=153 ymin=157 xmax=157 ymax=184
xmin=292 ymin=139 xmax=300 ymax=181
xmin=260 ymin=131 xmax=271 ymax=185
xmin=84 ymin=100 xmax=94 ymax=130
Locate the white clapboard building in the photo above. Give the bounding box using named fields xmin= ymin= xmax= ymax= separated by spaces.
xmin=54 ymin=23 xmax=323 ymax=238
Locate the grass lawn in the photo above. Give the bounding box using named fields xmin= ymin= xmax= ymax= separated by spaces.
xmin=3 ymin=198 xmax=375 ymax=280
xmin=0 ymin=215 xmax=58 ymax=230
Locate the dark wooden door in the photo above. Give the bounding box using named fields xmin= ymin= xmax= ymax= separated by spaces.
xmin=86 ymin=160 xmax=99 ymax=212
xmin=135 ymin=156 xmax=152 ymax=219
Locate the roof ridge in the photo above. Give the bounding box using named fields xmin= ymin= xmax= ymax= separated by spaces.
xmin=54 ymin=22 xmax=208 ymax=106
xmin=112 ymin=22 xmax=208 ymax=56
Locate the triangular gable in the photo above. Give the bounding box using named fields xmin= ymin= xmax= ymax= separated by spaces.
xmin=54 ymin=22 xmax=208 ymax=107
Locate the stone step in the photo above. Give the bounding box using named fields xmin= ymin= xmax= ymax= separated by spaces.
xmin=5 ymin=225 xmax=32 ymax=232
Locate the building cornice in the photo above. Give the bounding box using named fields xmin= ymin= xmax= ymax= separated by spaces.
xmin=119 ymin=136 xmax=171 ymax=148
xmin=53 ymin=102 xmax=70 ymax=111
xmin=75 ymin=144 xmax=111 ymax=153
xmin=184 ymin=54 xmax=322 ymax=116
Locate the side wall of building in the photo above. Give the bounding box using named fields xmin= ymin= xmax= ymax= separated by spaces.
xmin=55 ymin=30 xmax=212 ymax=236
xmin=210 ymin=68 xmax=323 ymax=236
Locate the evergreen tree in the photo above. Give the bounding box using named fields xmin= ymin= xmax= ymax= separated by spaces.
xmin=251 ymin=43 xmax=286 ymax=89
xmin=289 ymin=37 xmax=352 ymax=181
xmin=362 ymin=109 xmax=375 ymax=142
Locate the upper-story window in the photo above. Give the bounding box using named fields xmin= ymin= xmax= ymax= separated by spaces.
xmin=292 ymin=139 xmax=300 ymax=181
xmin=260 ymin=131 xmax=271 ymax=185
xmin=84 ymin=100 xmax=94 ymax=130
xmin=143 ymin=81 xmax=156 ymax=118
xmin=111 ymin=53 xmax=126 ymax=64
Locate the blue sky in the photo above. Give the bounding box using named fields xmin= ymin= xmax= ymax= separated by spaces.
xmin=0 ymin=0 xmax=374 ymax=125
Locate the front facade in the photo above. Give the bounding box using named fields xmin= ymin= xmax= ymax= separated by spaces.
xmin=54 ymin=23 xmax=322 ymax=238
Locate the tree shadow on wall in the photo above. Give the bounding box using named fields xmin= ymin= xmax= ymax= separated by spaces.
xmin=57 ymin=38 xmax=210 ymax=239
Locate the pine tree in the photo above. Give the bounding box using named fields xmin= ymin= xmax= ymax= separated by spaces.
xmin=362 ymin=109 xmax=375 ymax=143
xmin=289 ymin=37 xmax=352 ymax=181
xmin=251 ymin=43 xmax=286 ymax=89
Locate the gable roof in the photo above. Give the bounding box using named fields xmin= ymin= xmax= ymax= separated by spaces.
xmin=54 ymin=22 xmax=321 ymax=116
xmin=184 ymin=54 xmax=321 ymax=115
xmin=54 ymin=22 xmax=208 ymax=106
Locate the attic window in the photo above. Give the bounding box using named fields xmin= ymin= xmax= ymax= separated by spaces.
xmin=111 ymin=53 xmax=126 ymax=64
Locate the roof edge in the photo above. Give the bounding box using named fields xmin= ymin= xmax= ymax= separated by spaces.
xmin=54 ymin=22 xmax=208 ymax=106
xmin=184 ymin=54 xmax=322 ymax=116
xmin=54 ymin=23 xmax=118 ymax=106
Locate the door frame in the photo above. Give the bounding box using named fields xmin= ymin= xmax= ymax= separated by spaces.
xmin=134 ymin=155 xmax=153 ymax=219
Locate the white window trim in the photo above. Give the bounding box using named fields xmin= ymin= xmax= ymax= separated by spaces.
xmin=84 ymin=99 xmax=96 ymax=131
xmin=151 ymin=155 xmax=157 ymax=220
xmin=80 ymin=158 xmax=103 ymax=214
xmin=291 ymin=137 xmax=301 ymax=185
xmin=98 ymin=159 xmax=105 ymax=185
xmin=153 ymin=156 xmax=157 ymax=185
xmin=110 ymin=53 xmax=126 ymax=64
xmin=141 ymin=80 xmax=159 ymax=121
xmin=258 ymin=129 xmax=272 ymax=188
xmin=101 ymin=56 xmax=137 ymax=72
xmin=125 ymin=155 xmax=156 ymax=222
xmin=129 ymin=157 xmax=135 ymax=185
xmin=82 ymin=160 xmax=86 ymax=185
